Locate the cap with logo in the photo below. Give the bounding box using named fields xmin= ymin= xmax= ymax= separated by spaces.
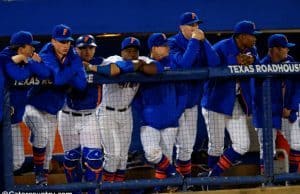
xmin=52 ymin=24 xmax=74 ymax=41
xmin=234 ymin=20 xmax=261 ymax=35
xmin=180 ymin=12 xmax=202 ymax=25
xmin=121 ymin=37 xmax=141 ymax=50
xmin=148 ymin=33 xmax=168 ymax=49
xmin=76 ymin=35 xmax=97 ymax=48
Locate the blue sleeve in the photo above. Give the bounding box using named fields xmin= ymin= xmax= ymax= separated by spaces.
xmin=287 ymin=80 xmax=300 ymax=111
xmin=152 ymin=60 xmax=164 ymax=73
xmin=203 ymin=40 xmax=220 ymax=67
xmin=27 ymin=59 xmax=51 ymax=79
xmin=5 ymin=60 xmax=31 ymax=81
xmin=169 ymin=38 xmax=200 ymax=68
xmin=213 ymin=43 xmax=229 ymax=67
xmin=40 ymin=53 xmax=75 ymax=85
xmin=115 ymin=60 xmax=134 ymax=73
xmin=96 ymin=65 xmax=111 ymax=75
xmin=69 ymin=56 xmax=87 ymax=91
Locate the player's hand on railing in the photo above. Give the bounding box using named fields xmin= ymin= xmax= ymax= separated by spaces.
xmin=133 ymin=59 xmax=147 ymax=71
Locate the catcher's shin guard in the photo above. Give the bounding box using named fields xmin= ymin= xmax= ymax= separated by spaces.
xmin=63 ymin=147 xmax=82 ymax=183
xmin=83 ymin=147 xmax=103 ymax=183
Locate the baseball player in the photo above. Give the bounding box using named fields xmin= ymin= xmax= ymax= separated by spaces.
xmin=23 ymin=24 xmax=87 ymax=185
xmin=201 ymin=20 xmax=260 ymax=177
xmin=168 ymin=12 xmax=219 ymax=178
xmin=252 ymin=34 xmax=296 ymax=173
xmin=94 ymin=37 xmax=158 ymax=186
xmin=260 ymin=34 xmax=298 ymax=173
xmin=0 ymin=31 xmax=50 ymax=173
xmin=58 ymin=34 xmax=104 ymax=194
xmin=136 ymin=33 xmax=187 ymax=192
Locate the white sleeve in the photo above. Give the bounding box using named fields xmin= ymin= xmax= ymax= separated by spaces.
xmin=100 ymin=55 xmax=123 ymax=66
xmin=138 ymin=56 xmax=155 ymax=64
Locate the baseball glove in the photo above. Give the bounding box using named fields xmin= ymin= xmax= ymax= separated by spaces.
xmin=236 ymin=53 xmax=254 ymax=66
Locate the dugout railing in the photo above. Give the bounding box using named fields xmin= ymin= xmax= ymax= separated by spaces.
xmin=2 ymin=63 xmax=300 ymax=192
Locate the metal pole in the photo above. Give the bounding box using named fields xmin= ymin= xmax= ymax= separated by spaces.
xmin=0 ymin=87 xmax=14 ymax=191
xmin=262 ymin=78 xmax=274 ymax=185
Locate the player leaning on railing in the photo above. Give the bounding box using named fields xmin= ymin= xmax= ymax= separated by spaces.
xmin=87 ymin=36 xmax=159 ymax=193
xmin=134 ymin=33 xmax=186 ymax=192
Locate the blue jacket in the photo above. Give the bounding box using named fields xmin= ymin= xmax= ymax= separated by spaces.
xmin=201 ymin=37 xmax=259 ymax=116
xmin=251 ymin=55 xmax=294 ymax=129
xmin=66 ymin=57 xmax=103 ymax=110
xmin=136 ymin=56 xmax=187 ymax=129
xmin=168 ymin=32 xmax=219 ymax=108
xmin=28 ymin=43 xmax=87 ymax=114
xmin=282 ymin=57 xmax=299 ymax=123
xmin=0 ymin=47 xmax=51 ymax=123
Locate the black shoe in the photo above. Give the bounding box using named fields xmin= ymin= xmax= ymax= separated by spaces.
xmin=35 ymin=172 xmax=47 ymax=186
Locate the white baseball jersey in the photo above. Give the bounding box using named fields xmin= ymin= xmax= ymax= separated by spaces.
xmin=100 ymin=55 xmax=153 ymax=109
xmin=97 ymin=55 xmax=154 ymax=173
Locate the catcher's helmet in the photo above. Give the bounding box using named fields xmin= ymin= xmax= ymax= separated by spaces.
xmin=76 ymin=35 xmax=97 ymax=48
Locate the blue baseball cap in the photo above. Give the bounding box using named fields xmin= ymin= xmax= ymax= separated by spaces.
xmin=76 ymin=35 xmax=97 ymax=48
xmin=52 ymin=24 xmax=74 ymax=41
xmin=121 ymin=37 xmax=141 ymax=50
xmin=180 ymin=12 xmax=202 ymax=25
xmin=268 ymin=34 xmax=295 ymax=48
xmin=148 ymin=33 xmax=168 ymax=49
xmin=10 ymin=31 xmax=40 ymax=46
xmin=234 ymin=20 xmax=261 ymax=35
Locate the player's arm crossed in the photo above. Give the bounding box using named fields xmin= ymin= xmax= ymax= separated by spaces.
xmin=84 ymin=61 xmax=120 ymax=76
xmin=134 ymin=56 xmax=159 ymax=75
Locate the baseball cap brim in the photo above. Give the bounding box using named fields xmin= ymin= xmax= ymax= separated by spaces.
xmin=252 ymin=30 xmax=262 ymax=35
xmin=287 ymin=42 xmax=296 ymax=48
xmin=77 ymin=42 xmax=97 ymax=48
xmin=122 ymin=45 xmax=140 ymax=50
xmin=156 ymin=41 xmax=169 ymax=47
xmin=55 ymin=37 xmax=74 ymax=42
xmin=184 ymin=19 xmax=203 ymax=25
xmin=30 ymin=40 xmax=40 ymax=45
